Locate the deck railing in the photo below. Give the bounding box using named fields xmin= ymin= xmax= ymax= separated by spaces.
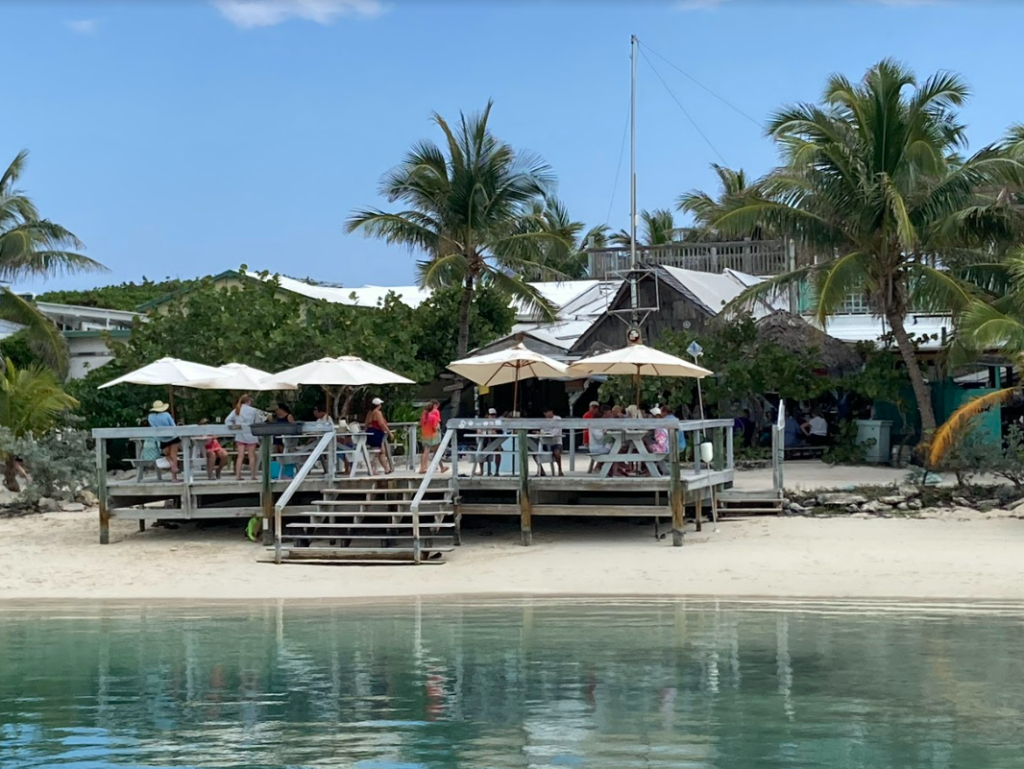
xmin=272 ymin=429 xmax=336 ymax=564
xmin=588 ymin=240 xmax=788 ymax=279
xmin=408 ymin=427 xmax=457 ymax=564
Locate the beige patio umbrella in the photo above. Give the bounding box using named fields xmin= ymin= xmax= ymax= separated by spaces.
xmin=98 ymin=356 xmax=225 ymax=413
xmin=448 ymin=343 xmax=569 ymax=413
xmin=273 ymin=356 xmax=416 ymax=416
xmin=567 ymin=344 xmax=712 ymax=405
xmin=190 ymin=363 xmax=297 ymax=392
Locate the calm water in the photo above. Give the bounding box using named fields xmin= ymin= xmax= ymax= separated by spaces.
xmin=2 ymin=599 xmax=1024 ymax=768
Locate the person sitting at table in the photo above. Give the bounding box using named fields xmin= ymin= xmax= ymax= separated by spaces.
xmin=197 ymin=418 xmax=229 ymax=480
xmin=365 ymin=397 xmax=394 ymax=474
xmin=225 ymin=394 xmax=261 ymax=481
xmin=646 ymin=406 xmax=670 ymax=475
xmin=802 ymin=410 xmax=830 ymax=447
xmin=271 ymin=402 xmax=295 ymax=455
xmin=148 ymin=400 xmax=180 ymax=483
xmin=539 ymin=407 xmax=563 ymax=477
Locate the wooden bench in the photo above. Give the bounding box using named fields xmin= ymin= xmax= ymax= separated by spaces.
xmin=784 ymin=445 xmax=827 ymax=460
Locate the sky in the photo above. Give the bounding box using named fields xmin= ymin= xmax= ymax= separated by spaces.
xmin=3 ymin=0 xmax=1023 ymax=294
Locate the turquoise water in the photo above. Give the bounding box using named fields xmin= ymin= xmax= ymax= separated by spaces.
xmin=2 ymin=599 xmax=1024 ymax=768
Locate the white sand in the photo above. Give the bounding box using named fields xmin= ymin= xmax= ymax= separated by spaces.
xmin=2 ymin=510 xmax=1022 ymax=602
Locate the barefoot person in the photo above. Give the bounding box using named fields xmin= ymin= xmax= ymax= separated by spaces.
xmin=148 ymin=401 xmax=180 ymax=482
xmin=225 ymin=394 xmax=260 ymax=481
xmin=365 ymin=397 xmax=394 ymax=474
xmin=198 ymin=419 xmax=228 ymax=480
xmin=418 ymin=400 xmax=447 ymax=473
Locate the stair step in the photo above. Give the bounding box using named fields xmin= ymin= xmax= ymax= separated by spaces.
xmin=718 ymin=506 xmax=782 ymax=514
xmin=321 ymin=487 xmax=448 ymax=496
xmin=282 ymin=535 xmax=455 ymax=542
xmin=315 ymin=499 xmax=450 ymax=507
xmin=275 ymin=546 xmax=455 ymax=555
xmin=286 ymin=522 xmax=455 ymax=530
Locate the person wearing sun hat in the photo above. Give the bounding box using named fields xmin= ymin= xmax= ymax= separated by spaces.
xmin=147 ymin=400 xmax=180 ymax=482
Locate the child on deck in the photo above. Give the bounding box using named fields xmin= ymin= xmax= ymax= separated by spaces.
xmin=198 ymin=419 xmax=229 ymax=480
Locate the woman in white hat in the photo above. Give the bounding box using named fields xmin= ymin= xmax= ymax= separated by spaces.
xmin=147 ymin=400 xmax=180 ymax=482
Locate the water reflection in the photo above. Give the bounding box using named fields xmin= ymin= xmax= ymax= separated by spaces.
xmin=2 ymin=600 xmax=1024 ymax=768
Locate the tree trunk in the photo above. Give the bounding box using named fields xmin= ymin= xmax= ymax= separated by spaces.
xmin=886 ymin=311 xmax=936 ymax=435
xmin=3 ymin=456 xmax=20 ymax=494
xmin=449 ymin=277 xmax=475 ymax=418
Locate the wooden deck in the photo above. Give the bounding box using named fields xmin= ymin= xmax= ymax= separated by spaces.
xmin=94 ymin=418 xmax=737 ymax=551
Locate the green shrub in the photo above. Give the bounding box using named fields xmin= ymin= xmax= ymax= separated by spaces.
xmin=0 ymin=427 xmax=94 ymax=504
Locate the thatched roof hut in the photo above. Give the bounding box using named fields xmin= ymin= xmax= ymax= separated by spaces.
xmin=754 ymin=311 xmax=862 ymax=375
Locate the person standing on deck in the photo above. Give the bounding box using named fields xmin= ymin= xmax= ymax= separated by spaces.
xmin=539 ymin=408 xmax=563 ymax=477
xmin=365 ymin=397 xmax=394 ymax=474
xmin=225 ymin=394 xmax=261 ymax=481
xmin=148 ymin=401 xmax=180 ymax=483
xmin=419 ymin=400 xmax=447 ymax=474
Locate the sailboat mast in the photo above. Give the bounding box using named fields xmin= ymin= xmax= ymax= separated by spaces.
xmin=629 ymin=33 xmax=639 ymax=333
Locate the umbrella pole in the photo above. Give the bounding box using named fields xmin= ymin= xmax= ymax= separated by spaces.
xmin=513 ymin=364 xmax=520 ymax=416
xmin=634 ymin=365 xmax=641 ymax=407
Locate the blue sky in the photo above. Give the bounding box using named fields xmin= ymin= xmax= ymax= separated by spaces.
xmin=3 ymin=0 xmax=1022 ymax=294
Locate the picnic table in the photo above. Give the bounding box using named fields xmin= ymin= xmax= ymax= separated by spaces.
xmin=465 ymin=431 xmax=553 ymax=477
xmin=592 ymin=427 xmax=666 ymax=478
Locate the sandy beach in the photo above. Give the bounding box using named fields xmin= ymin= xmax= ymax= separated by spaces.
xmin=2 ymin=508 xmax=1022 ymax=603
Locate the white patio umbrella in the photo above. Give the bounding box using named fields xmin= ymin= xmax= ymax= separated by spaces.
xmin=97 ymin=356 xmax=226 ymax=413
xmin=191 ymin=363 xmax=297 ymax=392
xmin=448 ymin=343 xmax=568 ymax=413
xmin=273 ymin=356 xmax=416 ymax=417
xmin=273 ymin=356 xmax=416 ymax=387
xmin=568 ymin=344 xmax=713 ymax=405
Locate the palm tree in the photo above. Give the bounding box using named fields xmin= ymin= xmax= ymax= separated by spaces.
xmin=518 ymin=197 xmax=608 ymax=280
xmin=709 ymin=60 xmax=1023 ymax=434
xmin=346 ymin=102 xmax=567 ymax=413
xmin=930 ymin=248 xmax=1024 ymax=465
xmin=678 ymin=164 xmax=765 ymax=240
xmin=1 ymin=151 xmax=105 ymax=376
xmin=0 ymin=357 xmax=78 ymax=490
xmin=610 ymin=208 xmax=679 ymax=247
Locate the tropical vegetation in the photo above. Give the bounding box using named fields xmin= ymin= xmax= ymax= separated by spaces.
xmin=685 ymin=60 xmax=1024 ymax=434
xmin=346 ymin=101 xmax=571 ymax=413
xmin=38 ymin=276 xmax=196 ymax=311
xmin=0 ymin=151 xmax=105 ymax=375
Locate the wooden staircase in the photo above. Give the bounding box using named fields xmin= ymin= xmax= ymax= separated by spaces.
xmin=715 ymin=489 xmax=783 ymax=517
xmin=272 ymin=478 xmax=457 ymax=564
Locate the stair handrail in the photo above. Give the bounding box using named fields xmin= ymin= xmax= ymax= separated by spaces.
xmin=409 ymin=426 xmax=455 ymax=564
xmin=274 ymin=429 xmax=335 ymax=564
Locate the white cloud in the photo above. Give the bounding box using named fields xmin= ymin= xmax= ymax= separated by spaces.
xmin=213 ymin=0 xmax=387 ymax=29
xmin=65 ymin=19 xmax=99 ymax=35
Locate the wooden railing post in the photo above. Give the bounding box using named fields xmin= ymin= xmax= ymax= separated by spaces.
xmin=669 ymin=428 xmax=684 ymax=547
xmin=518 ymin=429 xmax=532 ymax=546
xmin=261 ymin=438 xmax=273 ymax=546
xmin=96 ymin=436 xmax=110 ymax=545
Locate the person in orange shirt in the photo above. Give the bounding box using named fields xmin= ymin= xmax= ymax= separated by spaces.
xmin=418 ymin=400 xmax=447 ymax=473
xmin=582 ymin=401 xmax=600 ymax=446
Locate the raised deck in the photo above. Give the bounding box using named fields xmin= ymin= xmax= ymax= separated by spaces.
xmin=93 ymin=417 xmax=736 ymax=556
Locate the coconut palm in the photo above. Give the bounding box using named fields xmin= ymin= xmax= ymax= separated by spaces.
xmin=708 ymin=60 xmax=1024 ymax=433
xmin=678 ymin=164 xmax=766 ymax=240
xmin=346 ymin=102 xmax=567 ymax=413
xmin=610 ymin=208 xmax=680 ymax=247
xmin=1 ymin=151 xmax=105 ymax=376
xmin=518 ymin=197 xmax=608 ymax=280
xmin=930 ymin=248 xmax=1024 ymax=465
xmin=0 ymin=357 xmax=78 ymax=490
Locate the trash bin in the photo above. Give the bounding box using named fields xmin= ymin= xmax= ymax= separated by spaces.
xmin=855 ymin=420 xmax=892 ymax=464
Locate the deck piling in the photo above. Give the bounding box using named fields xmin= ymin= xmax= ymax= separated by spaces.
xmin=669 ymin=428 xmax=684 ymax=547
xmin=518 ymin=429 xmax=532 ymax=546
xmin=260 ymin=438 xmax=273 ymax=546
xmin=96 ymin=436 xmax=109 ymax=545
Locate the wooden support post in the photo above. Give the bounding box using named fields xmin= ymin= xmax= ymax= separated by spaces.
xmin=260 ymin=438 xmax=273 ymax=546
xmin=669 ymin=428 xmax=684 ymax=547
xmin=96 ymin=437 xmax=110 ymax=545
xmin=518 ymin=429 xmax=532 ymax=546
xmin=712 ymin=427 xmax=725 ymax=472
xmin=138 ymin=519 xmax=146 ymax=533
xmin=695 ymin=489 xmax=703 ymax=533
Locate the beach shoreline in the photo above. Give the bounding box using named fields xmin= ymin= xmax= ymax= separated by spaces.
xmin=2 ymin=510 xmax=1022 ymax=603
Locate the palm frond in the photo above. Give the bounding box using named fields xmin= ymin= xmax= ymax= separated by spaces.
xmin=485 ymin=268 xmax=558 ymax=322
xmin=0 ymin=288 xmax=69 ymax=377
xmin=812 ymin=251 xmax=868 ymax=324
xmin=0 ymin=357 xmax=78 ymax=438
xmin=416 ymin=253 xmax=470 ymax=290
xmin=929 ymin=387 xmax=1018 ymax=467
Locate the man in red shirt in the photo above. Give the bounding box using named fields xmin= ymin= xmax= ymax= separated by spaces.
xmin=582 ymin=401 xmax=600 ymax=446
